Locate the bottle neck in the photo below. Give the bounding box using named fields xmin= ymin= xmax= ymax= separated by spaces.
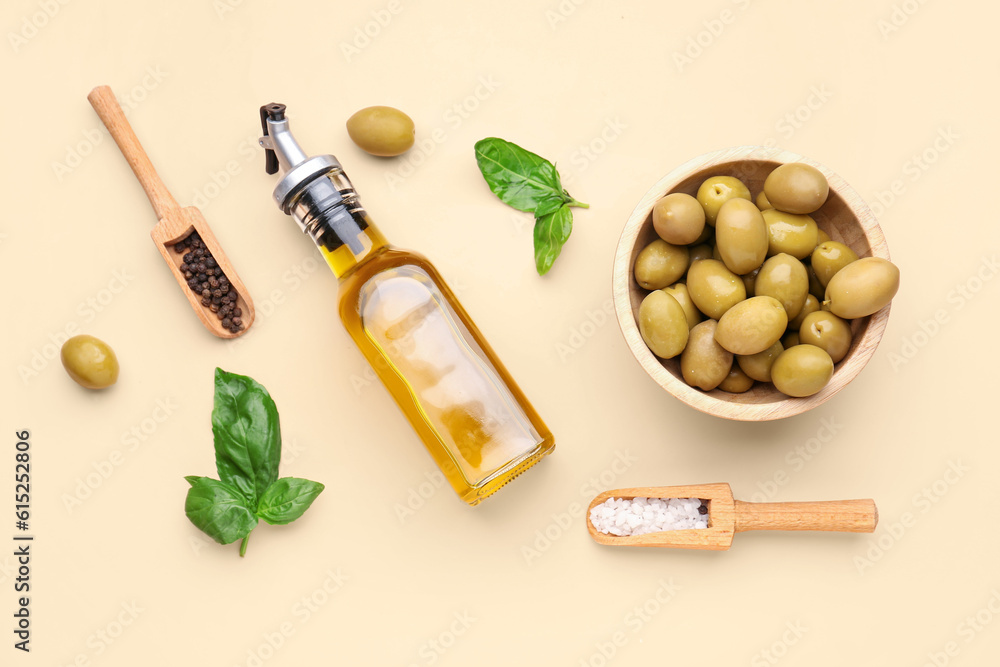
xmin=288 ymin=171 xmax=390 ymax=279
xmin=317 ymin=213 xmax=389 ymax=279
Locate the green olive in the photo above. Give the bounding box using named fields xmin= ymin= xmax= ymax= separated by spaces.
xmin=686 ymin=259 xmax=747 ymax=320
xmin=799 ymin=311 xmax=853 ymax=363
xmin=817 ymin=228 xmax=831 ymax=245
xmin=787 ymin=294 xmax=821 ymax=331
xmin=638 ymin=291 xmax=689 ymax=359
xmin=714 ymin=296 xmax=788 ymax=355
xmin=346 ymin=106 xmax=415 ymax=157
xmin=692 ymin=225 xmax=714 ymax=246
xmin=681 ymin=320 xmax=733 ymax=391
xmin=689 ymin=243 xmax=713 ymax=264
xmin=754 ymin=253 xmax=809 ymax=320
xmin=781 ymin=331 xmax=801 ymax=348
xmin=737 ymin=341 xmax=783 ymax=382
xmin=697 ymin=176 xmax=751 ymax=226
xmin=711 ymin=244 xmax=723 ymax=262
xmin=771 ymin=345 xmax=834 ymax=397
xmin=755 ymin=191 xmax=772 ymax=211
xmin=661 ymin=283 xmax=703 ymax=330
xmin=653 ymin=193 xmax=706 ymax=245
xmin=633 ymin=239 xmax=690 ymax=290
xmin=715 ymin=198 xmax=768 ymax=275
xmin=811 ymin=241 xmax=860 ymax=288
xmin=741 ymin=266 xmax=760 ymax=296
xmin=823 ymin=257 xmax=900 ymax=318
xmin=763 ymin=163 xmax=829 ymax=214
xmin=61 ymin=334 xmax=119 ymax=389
xmin=718 ymin=363 xmax=754 ymax=393
xmin=807 ymin=263 xmax=825 ymax=300
xmin=762 ymin=209 xmax=819 ymax=259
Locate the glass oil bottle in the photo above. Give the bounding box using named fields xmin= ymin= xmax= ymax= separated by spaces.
xmin=258 ymin=103 xmax=555 ymax=505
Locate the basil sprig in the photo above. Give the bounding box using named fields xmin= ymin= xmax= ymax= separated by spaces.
xmin=184 ymin=369 xmax=324 ymax=557
xmin=474 ymin=137 xmax=588 ymax=275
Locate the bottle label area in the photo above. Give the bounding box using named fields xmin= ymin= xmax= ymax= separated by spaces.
xmin=358 ymin=265 xmax=542 ymax=487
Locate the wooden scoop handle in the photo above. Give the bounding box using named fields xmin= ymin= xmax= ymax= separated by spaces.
xmin=87 ymin=85 xmax=181 ymax=221
xmin=734 ymin=499 xmax=877 ymax=533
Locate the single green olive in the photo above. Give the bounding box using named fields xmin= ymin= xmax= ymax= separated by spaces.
xmin=714 ymin=295 xmax=788 ymax=355
xmin=763 ymin=163 xmax=829 ymax=214
xmin=346 ymin=106 xmax=416 ymax=157
xmin=823 ymin=257 xmax=900 ymax=318
xmin=61 ymin=334 xmax=119 ymax=389
xmin=816 ymin=228 xmax=831 ymax=245
xmin=799 ymin=311 xmax=853 ymax=363
xmin=811 ymin=241 xmax=860 ymax=288
xmin=762 ymin=209 xmax=819 ymax=259
xmin=771 ymin=345 xmax=834 ymax=397
xmin=686 ymin=259 xmax=747 ymax=320
xmin=697 ymin=176 xmax=751 ymax=226
xmin=754 ymin=253 xmax=809 ymax=320
xmin=787 ymin=294 xmax=821 ymax=331
xmin=633 ymin=239 xmax=690 ymax=290
xmin=718 ymin=362 xmax=754 ymax=393
xmin=692 ymin=224 xmax=714 ymax=246
xmin=638 ymin=291 xmax=689 ymax=359
xmin=741 ymin=266 xmax=760 ymax=296
xmin=688 ymin=243 xmax=713 ymax=264
xmin=661 ymin=283 xmax=703 ymax=330
xmin=781 ymin=331 xmax=801 ymax=348
xmin=755 ymin=191 xmax=772 ymax=211
xmin=711 ymin=244 xmax=723 ymax=262
xmin=681 ymin=320 xmax=733 ymax=391
xmin=737 ymin=340 xmax=783 ymax=382
xmin=653 ymin=192 xmax=706 ymax=245
xmin=715 ymin=198 xmax=768 ymax=275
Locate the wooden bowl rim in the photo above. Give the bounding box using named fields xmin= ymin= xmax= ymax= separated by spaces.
xmin=612 ymin=146 xmax=891 ymax=422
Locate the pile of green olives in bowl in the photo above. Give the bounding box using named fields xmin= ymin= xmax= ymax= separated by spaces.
xmin=613 ymin=146 xmax=898 ymax=421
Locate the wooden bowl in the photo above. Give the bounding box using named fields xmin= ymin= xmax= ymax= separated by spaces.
xmin=613 ymin=146 xmax=891 ymax=421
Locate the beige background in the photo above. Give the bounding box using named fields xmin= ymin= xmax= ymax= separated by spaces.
xmin=2 ymin=0 xmax=998 ymax=664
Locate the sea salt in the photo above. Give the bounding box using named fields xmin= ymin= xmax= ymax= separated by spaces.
xmin=590 ymin=497 xmax=708 ymax=536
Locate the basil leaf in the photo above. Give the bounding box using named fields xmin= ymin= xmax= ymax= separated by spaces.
xmin=256 ymin=478 xmax=326 ymax=526
xmin=184 ymin=475 xmax=205 ymax=487
xmin=184 ymin=478 xmax=258 ymax=545
xmin=474 ymin=138 xmax=569 ymax=214
xmin=212 ymin=368 xmax=281 ymax=507
xmin=533 ymin=205 xmax=574 ymax=276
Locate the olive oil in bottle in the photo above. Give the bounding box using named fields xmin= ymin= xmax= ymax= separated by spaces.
xmin=259 ymin=103 xmax=554 ymax=505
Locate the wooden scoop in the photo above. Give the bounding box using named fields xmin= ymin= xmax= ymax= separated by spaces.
xmin=87 ymin=85 xmax=254 ymax=339
xmin=586 ymin=483 xmax=877 ymax=550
